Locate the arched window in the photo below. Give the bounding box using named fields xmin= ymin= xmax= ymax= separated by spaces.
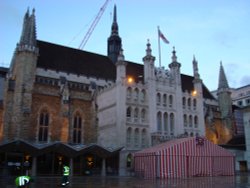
xmin=182 ymin=97 xmax=186 ymax=109
xmin=169 ymin=95 xmax=173 ymax=108
xmin=157 ymin=93 xmax=161 ymax=105
xmin=141 ymin=109 xmax=146 ymax=123
xmin=134 ymin=88 xmax=139 ymax=101
xmin=134 ymin=128 xmax=139 ymax=148
xmin=193 ymin=99 xmax=197 ymax=110
xmin=141 ymin=89 xmax=146 ymax=102
xmin=183 ymin=114 xmax=187 ymax=127
xmin=127 ymin=153 xmax=132 ymax=168
xmin=127 ymin=87 xmax=132 ymax=100
xmin=134 ymin=108 xmax=139 ymax=123
xmin=163 ymin=113 xmax=168 ymax=132
xmin=194 ymin=116 xmax=198 ymax=128
xmin=170 ymin=113 xmax=174 ymax=134
xmin=73 ymin=113 xmax=82 ymax=144
xmin=163 ymin=94 xmax=167 ymax=106
xmin=157 ymin=112 xmax=162 ymax=132
xmin=188 ymin=98 xmax=191 ymax=110
xmin=189 ymin=115 xmax=193 ymax=127
xmin=141 ymin=129 xmax=147 ymax=148
xmin=38 ymin=110 xmax=49 ymax=142
xmin=126 ymin=107 xmax=132 ymax=122
xmin=126 ymin=127 xmax=132 ymax=147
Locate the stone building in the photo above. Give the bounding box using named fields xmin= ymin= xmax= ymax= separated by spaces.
xmin=0 ymin=6 xmax=235 ymax=176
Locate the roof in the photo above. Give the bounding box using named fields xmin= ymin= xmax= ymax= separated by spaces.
xmin=134 ymin=137 xmax=234 ymax=157
xmin=0 ymin=140 xmax=122 ymax=158
xmin=37 ymin=40 xmax=116 ymax=80
xmin=36 ymin=40 xmax=214 ymax=99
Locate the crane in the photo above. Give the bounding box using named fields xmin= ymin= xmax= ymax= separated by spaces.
xmin=79 ymin=0 xmax=110 ymax=50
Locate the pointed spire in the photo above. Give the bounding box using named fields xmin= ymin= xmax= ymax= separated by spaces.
xmin=146 ymin=39 xmax=152 ymax=56
xmin=171 ymin=46 xmax=177 ymax=62
xmin=193 ymin=55 xmax=200 ymax=79
xmin=218 ymin=61 xmax=229 ymax=89
xmin=19 ymin=7 xmax=37 ymax=48
xmin=111 ymin=4 xmax=118 ymax=35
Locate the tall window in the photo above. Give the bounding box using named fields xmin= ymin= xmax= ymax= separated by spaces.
xmin=127 ymin=87 xmax=132 ymax=99
xmin=170 ymin=113 xmax=174 ymax=134
xmin=157 ymin=93 xmax=161 ymax=105
xmin=141 ymin=129 xmax=147 ymax=148
xmin=157 ymin=112 xmax=162 ymax=131
xmin=134 ymin=88 xmax=139 ymax=101
xmin=163 ymin=113 xmax=168 ymax=132
xmin=38 ymin=110 xmax=49 ymax=142
xmin=134 ymin=128 xmax=139 ymax=148
xmin=126 ymin=127 xmax=132 ymax=147
xmin=141 ymin=109 xmax=146 ymax=123
xmin=169 ymin=95 xmax=173 ymax=108
xmin=126 ymin=107 xmax=132 ymax=122
xmin=163 ymin=94 xmax=167 ymax=106
xmin=141 ymin=89 xmax=146 ymax=102
xmin=73 ymin=114 xmax=82 ymax=144
xmin=193 ymin=99 xmax=197 ymax=110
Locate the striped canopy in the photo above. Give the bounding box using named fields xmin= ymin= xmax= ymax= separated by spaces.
xmin=134 ymin=137 xmax=235 ymax=179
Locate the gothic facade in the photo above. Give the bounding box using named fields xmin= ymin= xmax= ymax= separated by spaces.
xmin=0 ymin=6 xmax=236 ymax=176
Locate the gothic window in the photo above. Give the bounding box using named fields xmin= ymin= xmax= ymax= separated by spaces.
xmin=184 ymin=114 xmax=187 ymax=127
xmin=140 ymin=89 xmax=146 ymax=102
xmin=182 ymin=97 xmax=186 ymax=109
xmin=134 ymin=88 xmax=139 ymax=101
xmin=126 ymin=107 xmax=132 ymax=122
xmin=141 ymin=129 xmax=147 ymax=148
xmin=188 ymin=98 xmax=191 ymax=110
xmin=193 ymin=99 xmax=197 ymax=110
xmin=38 ymin=110 xmax=49 ymax=142
xmin=126 ymin=127 xmax=132 ymax=147
xmin=134 ymin=128 xmax=139 ymax=148
xmin=194 ymin=116 xmax=198 ymax=128
xmin=127 ymin=87 xmax=132 ymax=100
xmin=127 ymin=153 xmax=132 ymax=168
xmin=157 ymin=93 xmax=161 ymax=105
xmin=189 ymin=115 xmax=193 ymax=127
xmin=163 ymin=113 xmax=168 ymax=132
xmin=170 ymin=113 xmax=174 ymax=133
xmin=141 ymin=109 xmax=146 ymax=123
xmin=73 ymin=113 xmax=82 ymax=144
xmin=163 ymin=94 xmax=167 ymax=106
xmin=169 ymin=95 xmax=173 ymax=108
xmin=157 ymin=111 xmax=162 ymax=132
xmin=134 ymin=108 xmax=139 ymax=123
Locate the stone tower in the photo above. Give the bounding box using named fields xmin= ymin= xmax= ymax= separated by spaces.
xmin=107 ymin=5 xmax=122 ymax=64
xmin=3 ymin=8 xmax=38 ymax=141
xmin=217 ymin=61 xmax=234 ymax=143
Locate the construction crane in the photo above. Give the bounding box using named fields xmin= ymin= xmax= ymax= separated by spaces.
xmin=79 ymin=0 xmax=110 ymax=50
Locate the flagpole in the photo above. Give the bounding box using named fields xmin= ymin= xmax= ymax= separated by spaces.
xmin=158 ymin=26 xmax=161 ymax=67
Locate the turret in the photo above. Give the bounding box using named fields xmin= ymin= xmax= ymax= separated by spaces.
xmin=3 ymin=8 xmax=38 ymax=141
xmin=107 ymin=5 xmax=122 ymax=64
xmin=168 ymin=47 xmax=181 ymax=85
xmin=143 ymin=40 xmax=156 ymax=83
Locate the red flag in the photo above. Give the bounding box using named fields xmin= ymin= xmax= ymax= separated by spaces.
xmin=158 ymin=29 xmax=169 ymax=44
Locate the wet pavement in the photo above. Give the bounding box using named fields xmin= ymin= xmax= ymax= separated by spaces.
xmin=1 ymin=173 xmax=250 ymax=188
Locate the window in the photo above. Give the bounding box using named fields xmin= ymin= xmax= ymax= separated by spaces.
xmin=141 ymin=129 xmax=147 ymax=148
xmin=134 ymin=128 xmax=139 ymax=148
xmin=126 ymin=127 xmax=132 ymax=147
xmin=182 ymin=97 xmax=186 ymax=109
xmin=189 ymin=115 xmax=193 ymax=127
xmin=163 ymin=113 xmax=168 ymax=132
xmin=127 ymin=87 xmax=132 ymax=99
xmin=183 ymin=114 xmax=187 ymax=127
xmin=73 ymin=114 xmax=82 ymax=144
xmin=170 ymin=113 xmax=174 ymax=133
xmin=126 ymin=107 xmax=132 ymax=122
xmin=134 ymin=108 xmax=139 ymax=123
xmin=194 ymin=116 xmax=198 ymax=128
xmin=237 ymin=101 xmax=243 ymax=106
xmin=188 ymin=98 xmax=191 ymax=110
xmin=127 ymin=153 xmax=132 ymax=168
xmin=193 ymin=99 xmax=197 ymax=110
xmin=140 ymin=89 xmax=146 ymax=102
xmin=134 ymin=88 xmax=139 ymax=101
xmin=163 ymin=94 xmax=167 ymax=106
xmin=169 ymin=95 xmax=173 ymax=108
xmin=157 ymin=93 xmax=161 ymax=105
xmin=141 ymin=109 xmax=146 ymax=123
xmin=157 ymin=112 xmax=162 ymax=131
xmin=38 ymin=110 xmax=49 ymax=142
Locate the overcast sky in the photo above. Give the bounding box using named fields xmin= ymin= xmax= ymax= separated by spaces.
xmin=1 ymin=0 xmax=250 ymax=91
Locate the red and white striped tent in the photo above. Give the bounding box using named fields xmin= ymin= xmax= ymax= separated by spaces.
xmin=134 ymin=137 xmax=235 ymax=179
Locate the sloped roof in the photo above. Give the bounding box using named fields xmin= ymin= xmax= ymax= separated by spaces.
xmin=134 ymin=137 xmax=234 ymax=157
xmin=37 ymin=40 xmax=116 ymax=80
xmin=36 ymin=40 xmax=214 ymax=99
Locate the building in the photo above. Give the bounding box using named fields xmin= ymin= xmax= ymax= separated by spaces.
xmin=0 ymin=6 xmax=235 ymax=176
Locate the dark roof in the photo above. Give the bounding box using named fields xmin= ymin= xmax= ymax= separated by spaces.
xmin=36 ymin=40 xmax=214 ymax=99
xmin=181 ymin=74 xmax=215 ymax=100
xmin=0 ymin=67 xmax=8 ymax=77
xmin=37 ymin=40 xmax=116 ymax=80
xmin=220 ymin=135 xmax=246 ymax=150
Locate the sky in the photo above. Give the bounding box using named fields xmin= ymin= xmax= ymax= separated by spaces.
xmin=0 ymin=0 xmax=250 ymax=91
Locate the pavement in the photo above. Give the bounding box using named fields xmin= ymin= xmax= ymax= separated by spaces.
xmin=1 ymin=173 xmax=250 ymax=188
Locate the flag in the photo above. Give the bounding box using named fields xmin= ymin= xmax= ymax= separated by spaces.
xmin=158 ymin=29 xmax=169 ymax=44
